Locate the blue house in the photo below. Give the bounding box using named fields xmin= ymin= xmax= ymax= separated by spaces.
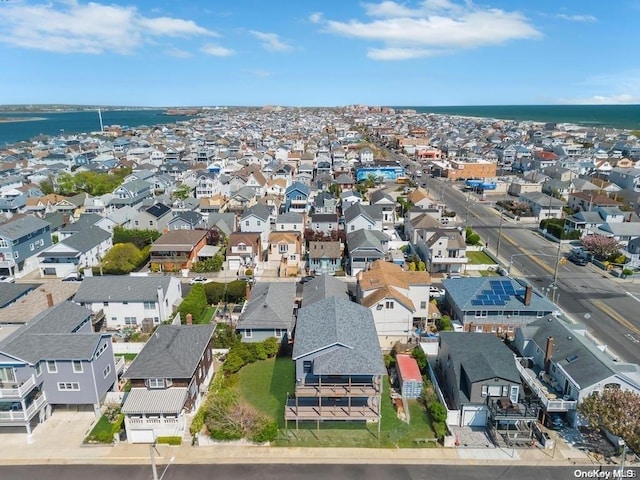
xmin=0 ymin=215 xmax=52 ymax=276
xmin=284 ymin=181 xmax=309 ymax=213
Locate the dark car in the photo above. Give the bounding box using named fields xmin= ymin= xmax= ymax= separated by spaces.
xmin=568 ymin=254 xmax=588 ymax=266
xmin=300 ymin=276 xmax=315 ymax=284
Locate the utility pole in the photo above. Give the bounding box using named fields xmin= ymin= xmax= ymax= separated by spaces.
xmin=496 ymin=197 xmax=505 ymax=260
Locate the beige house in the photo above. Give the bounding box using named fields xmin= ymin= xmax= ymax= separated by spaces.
xmin=267 ymin=231 xmax=302 ymax=277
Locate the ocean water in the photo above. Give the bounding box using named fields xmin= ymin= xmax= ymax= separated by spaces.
xmin=0 ymin=110 xmax=193 ymax=146
xmin=399 ymin=104 xmax=640 ymax=130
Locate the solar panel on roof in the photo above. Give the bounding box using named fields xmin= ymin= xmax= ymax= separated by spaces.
xmin=471 ymin=300 xmax=482 ymax=306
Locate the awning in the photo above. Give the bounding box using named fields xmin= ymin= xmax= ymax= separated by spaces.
xmin=121 ymin=387 xmax=188 ymax=415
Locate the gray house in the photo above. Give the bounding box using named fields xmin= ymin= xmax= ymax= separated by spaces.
xmin=346 ymin=229 xmax=388 ymax=276
xmin=168 ymin=211 xmax=206 ymax=230
xmin=0 ymin=301 xmax=117 ymax=439
xmin=308 ymin=241 xmax=342 ymax=275
xmin=110 ymin=180 xmax=153 ymax=208
xmin=435 ymin=332 xmax=527 ymax=428
xmin=287 ymin=297 xmax=386 ymax=427
xmin=0 ymin=215 xmax=52 ymax=277
xmin=235 ymin=282 xmax=296 ymax=342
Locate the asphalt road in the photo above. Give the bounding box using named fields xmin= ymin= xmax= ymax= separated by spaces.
xmin=429 ymin=176 xmax=640 ymax=364
xmin=3 ymin=464 xmax=636 ymax=480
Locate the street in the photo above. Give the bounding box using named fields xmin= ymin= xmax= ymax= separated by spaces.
xmin=430 ymin=176 xmax=640 ymax=364
xmin=2 ymin=464 xmax=636 ymax=480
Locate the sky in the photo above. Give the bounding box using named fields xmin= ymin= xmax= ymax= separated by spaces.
xmin=0 ymin=0 xmax=639 ymax=107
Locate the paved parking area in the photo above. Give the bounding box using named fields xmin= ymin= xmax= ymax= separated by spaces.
xmin=450 ymin=426 xmax=495 ymax=448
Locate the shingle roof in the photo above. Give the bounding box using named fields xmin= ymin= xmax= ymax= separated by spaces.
xmin=0 ymin=215 xmax=50 ymax=240
xmin=122 ymin=387 xmax=188 ymax=415
xmin=0 ymin=283 xmax=39 ymax=309
xmin=59 ymin=213 xmax=103 ymax=233
xmin=344 ymin=203 xmax=383 ymax=224
xmin=236 ymin=282 xmax=296 ymax=330
xmin=59 ymin=225 xmax=111 ymax=253
xmin=0 ymin=301 xmax=102 ymax=363
xmin=293 ymin=297 xmax=386 ymax=376
xmin=358 ymin=260 xmax=431 ymax=291
xmin=150 ymin=230 xmax=206 ymax=251
xmin=308 ymin=241 xmax=341 ymax=259
xmin=346 ymin=229 xmax=387 ymax=253
xmin=74 ymin=276 xmax=175 ymax=303
xmin=277 ymin=212 xmax=303 ymax=224
xmin=124 ymin=324 xmax=215 ymax=379
xmin=241 ymin=204 xmax=271 ymax=221
xmin=301 ymin=274 xmax=349 ymax=307
xmin=169 ymin=211 xmax=202 ymax=227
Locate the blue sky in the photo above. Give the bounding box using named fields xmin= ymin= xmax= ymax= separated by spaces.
xmin=0 ymin=0 xmax=639 ymax=106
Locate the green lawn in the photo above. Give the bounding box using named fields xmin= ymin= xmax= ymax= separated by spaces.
xmin=196 ymin=306 xmax=217 ymax=324
xmin=116 ymin=353 xmax=137 ymax=361
xmin=238 ymin=355 xmax=295 ymax=428
xmin=479 ymin=270 xmax=500 ymax=277
xmin=466 ymin=250 xmax=496 ymax=265
xmin=85 ymin=414 xmax=123 ymax=443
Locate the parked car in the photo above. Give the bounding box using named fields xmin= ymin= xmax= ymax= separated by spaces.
xmin=429 ymin=286 xmax=445 ymax=298
xmin=300 ymin=275 xmax=315 ymax=284
xmin=0 ymin=275 xmax=15 ymax=283
xmin=189 ymin=276 xmax=210 ymax=285
xmin=62 ymin=273 xmax=83 ymax=282
xmin=567 ymin=254 xmax=588 ymax=266
xmin=238 ymin=276 xmax=255 ymax=284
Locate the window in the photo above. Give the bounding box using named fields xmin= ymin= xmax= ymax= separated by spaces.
xmin=420 ymin=301 xmax=427 ymax=309
xmin=245 ymin=220 xmax=250 ymax=227
xmin=47 ymin=360 xmax=57 ymax=373
xmin=134 ymin=220 xmax=139 ymax=226
xmin=35 ymin=363 xmax=42 ymax=377
xmin=0 ymin=239 xmax=7 ymax=248
xmin=351 ymin=225 xmax=355 ymax=231
xmin=123 ymin=301 xmax=128 ymax=305
xmin=95 ymin=342 xmax=108 ymax=359
xmin=72 ymin=361 xmax=83 ymax=373
xmin=149 ymin=220 xmax=153 ymax=226
xmin=0 ymin=367 xmax=16 ymax=383
xmin=244 ymin=329 xmax=252 ymax=339
xmin=274 ymin=329 xmax=284 ymax=338
xmin=257 ymin=221 xmax=261 ymax=226
xmin=385 ymin=301 xmax=394 ymax=309
xmin=237 ymin=244 xmax=247 ymax=252
xmin=124 ymin=317 xmax=137 ymax=325
xmin=57 ymin=382 xmax=80 ymax=391
xmin=481 ymin=385 xmax=488 ymax=397
xmin=303 ymin=360 xmax=312 ymax=373
xmin=147 ymin=378 xmax=167 ymax=389
xmin=143 ymin=301 xmax=156 ymax=309
xmin=30 ymin=243 xmax=34 ymax=251
xmin=103 ymin=301 xmax=109 ymax=307
xmin=502 ymin=385 xmax=509 ymax=397
xmin=474 ymin=325 xmax=484 ymax=333
xmin=14 ymin=251 xmax=19 ymax=259
xmin=278 ymin=244 xmax=288 ymax=254
xmin=103 ymin=365 xmax=111 ymax=378
xmin=111 ymin=317 xmax=117 ymax=323
xmin=475 ymin=311 xmax=487 ymax=318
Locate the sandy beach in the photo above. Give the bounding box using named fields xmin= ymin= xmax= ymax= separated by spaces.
xmin=0 ymin=117 xmax=47 ymax=123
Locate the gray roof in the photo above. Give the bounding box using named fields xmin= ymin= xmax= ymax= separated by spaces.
xmin=346 ymin=229 xmax=387 ymax=254
xmin=59 ymin=213 xmax=103 ymax=233
xmin=59 ymin=225 xmax=111 ymax=253
xmin=439 ymin=332 xmax=521 ymax=387
xmin=519 ymin=316 xmax=620 ymax=388
xmin=74 ymin=276 xmax=175 ymax=303
xmin=0 ymin=215 xmax=50 ymax=240
xmin=277 ymin=212 xmax=303 ymax=224
xmin=207 ymin=213 xmax=236 ymax=236
xmin=124 ymin=324 xmax=215 ymax=380
xmin=122 ymin=387 xmax=188 ymax=415
xmin=241 ymin=204 xmax=271 ymax=221
xmin=344 ymin=203 xmax=383 ymax=224
xmin=442 ymin=277 xmax=556 ymax=315
xmin=0 ymin=301 xmax=103 ymax=363
xmin=369 ymin=189 xmax=394 ymax=204
xmin=169 ymin=211 xmax=202 ymax=227
xmin=302 ymin=275 xmax=349 ymax=308
xmin=293 ymin=297 xmax=386 ymax=376
xmin=520 ymin=191 xmax=565 ymax=207
xmin=236 ymin=282 xmax=296 ymax=330
xmin=0 ymin=283 xmax=40 ymax=309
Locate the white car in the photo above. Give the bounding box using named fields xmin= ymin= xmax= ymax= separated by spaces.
xmin=189 ymin=276 xmax=210 ymax=285
xmin=0 ymin=275 xmax=15 ymax=283
xmin=429 ymin=286 xmax=445 ymax=298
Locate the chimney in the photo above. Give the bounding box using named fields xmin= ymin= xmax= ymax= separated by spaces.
xmin=544 ymin=336 xmax=554 ymax=372
xmin=186 ymin=313 xmax=193 ymax=325
xmin=524 ymin=285 xmax=532 ymax=306
xmin=46 ymin=292 xmax=54 ymax=308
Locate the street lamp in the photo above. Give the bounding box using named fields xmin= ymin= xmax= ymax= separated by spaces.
xmin=496 ymin=198 xmax=505 ymax=261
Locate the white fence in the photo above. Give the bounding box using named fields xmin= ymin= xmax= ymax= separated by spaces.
xmin=426 ymin=362 xmax=460 ymax=426
xmin=112 ymin=343 xmax=145 ymax=354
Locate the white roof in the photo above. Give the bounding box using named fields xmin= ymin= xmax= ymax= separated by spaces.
xmin=121 ymin=387 xmax=188 ymax=414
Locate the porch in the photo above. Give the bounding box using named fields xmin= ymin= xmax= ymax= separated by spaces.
xmin=515 ymin=359 xmax=577 ymax=412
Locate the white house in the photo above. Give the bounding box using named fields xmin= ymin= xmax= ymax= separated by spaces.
xmin=74 ymin=276 xmax=183 ymax=330
xmin=275 ymin=212 xmax=305 ymax=233
xmin=239 ymin=204 xmax=272 ymax=249
xmin=344 ymin=203 xmax=383 ymax=233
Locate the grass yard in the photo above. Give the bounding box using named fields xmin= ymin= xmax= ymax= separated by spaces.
xmin=85 ymin=414 xmax=123 ymax=444
xmin=238 ymin=355 xmax=295 ymax=428
xmin=479 ymin=270 xmax=500 ymax=277
xmin=466 ymin=250 xmax=496 ymax=265
xmin=196 ymin=306 xmax=217 ymax=324
xmin=116 ymin=353 xmax=137 ymax=361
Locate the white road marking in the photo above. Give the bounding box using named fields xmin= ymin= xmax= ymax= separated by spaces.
xmin=626 ymin=291 xmax=640 ymax=303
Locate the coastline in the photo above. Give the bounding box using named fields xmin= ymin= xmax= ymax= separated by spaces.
xmin=0 ymin=117 xmax=47 ymax=124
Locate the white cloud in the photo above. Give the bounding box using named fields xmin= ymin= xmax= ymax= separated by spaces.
xmin=558 ymin=94 xmax=640 ymax=105
xmin=249 ymin=31 xmax=293 ymax=52
xmin=0 ymin=1 xmax=216 ymax=54
xmin=201 ymin=44 xmax=235 ymax=57
xmin=320 ymin=1 xmax=541 ymax=60
xmin=166 ymin=48 xmax=193 ymax=58
xmin=309 ymin=12 xmax=323 ymax=24
xmin=556 ymin=13 xmax=597 ymax=23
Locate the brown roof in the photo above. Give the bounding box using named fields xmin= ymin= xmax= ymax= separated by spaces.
xmin=0 ymin=281 xmax=80 ymax=324
xmin=268 ymin=231 xmax=301 ymax=244
xmin=361 ymin=285 xmax=415 ymax=312
xmin=228 ymin=232 xmax=261 ymax=247
xmin=407 ymin=187 xmax=430 ymax=204
xmin=358 ymin=260 xmax=431 ymax=292
xmin=308 ymin=241 xmax=342 ymax=259
xmin=150 ymin=230 xmax=207 ymax=251
xmin=199 ymin=194 xmax=226 ymax=207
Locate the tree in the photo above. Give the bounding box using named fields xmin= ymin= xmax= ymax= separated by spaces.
xmin=436 ymin=315 xmax=453 ymax=332
xmin=412 ymin=346 xmax=427 ymax=371
xmin=581 ymin=234 xmax=621 ymax=260
xmin=39 ymin=176 xmax=55 ymax=195
xmin=100 ymin=243 xmax=143 ymax=274
xmin=172 ymin=183 xmax=192 ymax=200
xmin=327 ymin=183 xmax=342 ymax=198
xmin=417 ymin=261 xmax=426 ymax=271
xmin=178 ymin=283 xmax=208 ymax=323
xmin=113 ymin=227 xmax=161 ymax=249
xmin=577 ymin=388 xmax=640 ymax=455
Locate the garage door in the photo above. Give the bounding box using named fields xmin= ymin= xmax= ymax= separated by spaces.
xmin=128 ymin=429 xmax=156 ymax=444
xmin=228 ymin=259 xmax=240 ymax=271
xmin=461 ymin=407 xmax=488 ymax=427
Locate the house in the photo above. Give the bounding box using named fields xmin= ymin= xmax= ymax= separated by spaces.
xmin=442 ymin=277 xmax=558 ymax=335
xmin=57 ymin=213 xmax=115 ymax=241
xmin=308 ymin=241 xmax=342 ymax=275
xmin=357 ymin=260 xmax=431 ymax=348
xmin=421 ymin=228 xmax=468 ymax=275
xmin=110 ymin=180 xmax=153 ymax=208
xmin=199 ymin=194 xmax=227 ymax=215
xmin=239 ymin=204 xmax=271 ymax=250
xmin=344 ymin=203 xmax=383 ymax=233
xmin=513 ymin=316 xmax=640 ymax=426
xmin=286 ymin=297 xmax=386 ymax=427
xmin=275 ymin=212 xmax=305 ymax=233
xmin=0 ymin=301 xmax=117 ymax=439
xmin=310 ymin=213 xmax=339 ymax=235
xmin=267 ymin=231 xmax=302 ymax=277
xmin=435 ymin=332 xmax=530 ymax=428
xmin=167 ymin=211 xmax=206 ymax=231
xmin=207 ymin=212 xmax=237 ymax=238
xmin=518 ymin=192 xmax=565 ymax=221
xmin=314 ymin=192 xmax=338 ymax=214
xmin=407 ymin=188 xmax=437 ymax=210
xmin=567 ymin=192 xmax=622 ymax=213
xmin=341 ymin=190 xmax=363 ymax=210
xmin=609 ymin=167 xmax=640 ymax=192
xmin=227 ymin=232 xmax=262 ymax=272
xmin=369 ymin=190 xmax=397 ymax=226
xmin=38 ymin=225 xmax=112 ymax=277
xmin=334 ymin=173 xmax=355 ymax=190
xmin=227 ymin=186 xmax=257 ymax=212
xmin=301 ymin=274 xmax=349 ymax=308
xmin=236 ymin=282 xmax=296 ymax=342
xmin=149 ymin=230 xmax=208 ymax=271
xmin=346 ymin=229 xmax=388 ymax=276
xmin=74 ymin=276 xmax=182 ymax=330
xmin=0 ymin=215 xmax=52 ymax=277
xmin=284 ymin=182 xmax=310 ymax=213
xmin=121 ymin=324 xmax=215 ymax=443
xmin=131 ymin=203 xmax=172 ymax=232
xmin=195 ymin=173 xmax=220 ymax=198
xmin=54 ymin=193 xmax=87 ymax=218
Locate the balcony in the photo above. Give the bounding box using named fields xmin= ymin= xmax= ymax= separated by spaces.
xmin=0 ymin=392 xmax=47 ymax=423
xmin=488 ymin=397 xmax=539 ymax=420
xmin=515 ymin=359 xmax=577 ymax=412
xmin=431 ymin=256 xmax=468 ymax=264
xmin=0 ymin=257 xmax=16 ymax=268
xmin=295 ymin=382 xmax=381 ymax=397
xmin=0 ymin=375 xmax=38 ymax=399
xmin=285 ymin=400 xmax=380 ymax=421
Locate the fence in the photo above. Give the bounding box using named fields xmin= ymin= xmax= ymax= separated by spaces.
xmin=112 ymin=343 xmax=145 ymax=355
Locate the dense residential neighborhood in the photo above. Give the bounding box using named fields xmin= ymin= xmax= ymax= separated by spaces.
xmin=1 ymin=106 xmax=640 ymax=468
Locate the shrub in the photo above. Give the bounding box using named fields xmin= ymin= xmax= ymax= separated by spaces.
xmin=156 ymin=436 xmax=182 ymax=445
xmin=223 ymin=351 xmax=246 ymax=374
xmin=213 ymin=324 xmax=240 ymax=348
xmin=262 ymin=337 xmax=280 ymax=357
xmin=244 ymin=268 xmax=253 ymax=276
xmin=103 ymin=403 xmax=121 ymax=423
xmin=623 ymin=268 xmax=634 ymax=276
xmin=113 ymin=226 xmax=161 ymax=249
xmin=433 ymin=421 xmax=447 ymax=440
xmin=204 ymin=280 xmax=248 ymax=304
xmin=412 ymin=346 xmax=427 ymax=371
xmin=436 ymin=315 xmax=453 ymax=332
xmin=178 ymin=283 xmax=207 ymax=323
xmin=249 ymin=421 xmax=278 ymax=443
xmin=190 ymin=408 xmax=206 ymax=436
xmin=428 ymin=401 xmax=447 ymax=423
